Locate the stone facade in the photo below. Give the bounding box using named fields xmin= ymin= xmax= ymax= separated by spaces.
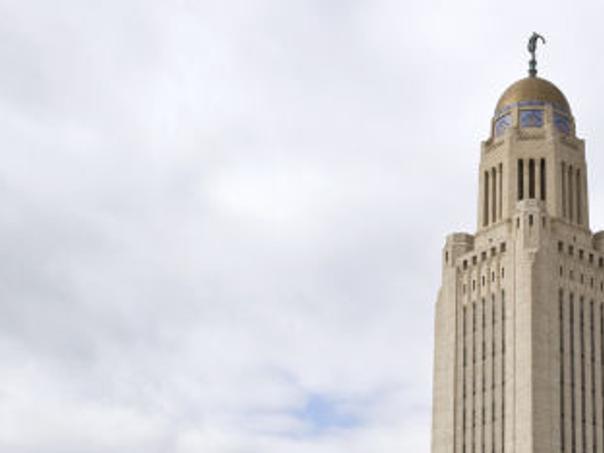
xmin=431 ymin=75 xmax=604 ymax=453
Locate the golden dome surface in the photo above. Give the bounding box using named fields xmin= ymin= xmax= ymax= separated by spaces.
xmin=495 ymin=77 xmax=570 ymax=114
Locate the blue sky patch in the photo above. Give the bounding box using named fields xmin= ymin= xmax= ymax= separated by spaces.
xmin=293 ymin=393 xmax=361 ymax=435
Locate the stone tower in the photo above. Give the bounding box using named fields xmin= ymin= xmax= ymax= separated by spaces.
xmin=431 ymin=46 xmax=604 ymax=453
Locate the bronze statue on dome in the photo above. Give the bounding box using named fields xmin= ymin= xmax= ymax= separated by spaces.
xmin=528 ymin=32 xmax=546 ymax=77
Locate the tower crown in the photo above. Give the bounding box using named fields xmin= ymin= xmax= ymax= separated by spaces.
xmin=481 ymin=39 xmax=586 ymax=232
xmin=495 ymin=76 xmax=571 ymax=115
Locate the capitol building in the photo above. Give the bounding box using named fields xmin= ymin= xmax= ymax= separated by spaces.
xmin=432 ymin=36 xmax=604 ymax=453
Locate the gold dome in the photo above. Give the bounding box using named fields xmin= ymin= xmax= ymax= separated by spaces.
xmin=495 ymin=77 xmax=570 ymax=114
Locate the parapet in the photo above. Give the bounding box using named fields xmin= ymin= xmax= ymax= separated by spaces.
xmin=593 ymin=231 xmax=604 ymax=252
xmin=446 ymin=233 xmax=475 ymax=248
xmin=443 ymin=233 xmax=475 ymax=268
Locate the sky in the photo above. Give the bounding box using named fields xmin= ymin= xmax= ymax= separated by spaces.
xmin=3 ymin=1 xmax=604 ymax=452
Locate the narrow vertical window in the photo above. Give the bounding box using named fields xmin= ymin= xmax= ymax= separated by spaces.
xmin=463 ymin=305 xmax=467 ymax=453
xmin=568 ymin=165 xmax=574 ymax=222
xmin=491 ymin=294 xmax=495 ymax=452
xmin=498 ymin=163 xmax=503 ymax=220
xmin=518 ymin=159 xmax=524 ymax=201
xmin=492 ymin=167 xmax=497 ymax=223
xmin=540 ymin=158 xmax=546 ymax=201
xmin=590 ymin=301 xmax=596 ymax=453
xmin=471 ymin=303 xmax=476 ymax=450
xmin=560 ymin=290 xmax=565 ymax=452
xmin=562 ymin=162 xmax=567 ymax=218
xmin=480 ymin=299 xmax=485 ymax=448
xmin=501 ymin=289 xmax=505 ymax=453
xmin=600 ymin=305 xmax=604 ymax=453
xmin=601 ymin=306 xmax=604 ymax=436
xmin=529 ymin=158 xmax=536 ymax=198
xmin=580 ymin=297 xmax=585 ymax=453
xmin=484 ymin=171 xmax=489 ymax=226
xmin=576 ymin=168 xmax=582 ymax=225
xmin=492 ymin=294 xmax=496 ymax=360
xmin=570 ymin=293 xmax=576 ymax=453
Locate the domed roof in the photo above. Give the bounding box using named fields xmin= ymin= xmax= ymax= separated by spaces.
xmin=495 ymin=77 xmax=570 ymax=114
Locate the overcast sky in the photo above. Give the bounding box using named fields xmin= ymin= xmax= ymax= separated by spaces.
xmin=3 ymin=1 xmax=604 ymax=452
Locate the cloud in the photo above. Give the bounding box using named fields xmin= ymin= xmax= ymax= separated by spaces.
xmin=2 ymin=0 xmax=604 ymax=452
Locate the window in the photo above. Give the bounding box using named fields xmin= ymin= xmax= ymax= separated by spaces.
xmin=484 ymin=171 xmax=489 ymax=226
xmin=529 ymin=159 xmax=536 ymax=198
xmin=568 ymin=165 xmax=574 ymax=222
xmin=495 ymin=113 xmax=512 ymax=136
xmin=520 ymin=109 xmax=544 ymax=127
xmin=559 ymin=289 xmax=565 ymax=451
xmin=555 ymin=112 xmax=571 ymax=134
xmin=562 ymin=162 xmax=567 ymax=218
xmin=518 ymin=159 xmax=524 ymax=200
xmin=540 ymin=158 xmax=546 ymax=200
xmin=492 ymin=167 xmax=497 ymax=223
xmin=577 ymin=168 xmax=582 ymax=224
xmin=498 ymin=163 xmax=503 ymax=221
